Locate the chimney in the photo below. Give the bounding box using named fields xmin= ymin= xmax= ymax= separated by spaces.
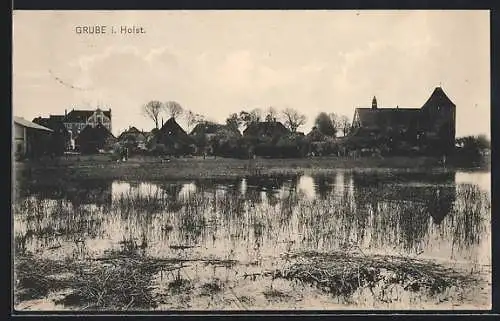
xmin=372 ymin=96 xmax=378 ymax=110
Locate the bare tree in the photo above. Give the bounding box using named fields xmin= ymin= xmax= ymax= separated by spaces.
xmin=328 ymin=113 xmax=340 ymax=131
xmin=143 ymin=100 xmax=164 ymax=129
xmin=185 ymin=110 xmax=206 ymax=132
xmin=239 ymin=108 xmax=262 ymax=128
xmin=265 ymin=106 xmax=278 ymax=122
xmin=164 ymin=101 xmax=184 ymax=119
xmin=339 ymin=115 xmax=351 ymax=136
xmin=282 ymin=108 xmax=307 ymax=132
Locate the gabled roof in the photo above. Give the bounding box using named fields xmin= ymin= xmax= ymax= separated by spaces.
xmin=64 ymin=109 xmax=111 ymax=123
xmin=14 ymin=116 xmax=53 ymax=132
xmin=306 ymin=127 xmax=328 ymax=141
xmin=354 ymin=107 xmax=421 ymax=130
xmin=243 ymin=121 xmax=289 ymax=137
xmin=421 ymin=87 xmax=456 ymax=109
xmin=190 ymin=122 xmax=224 ymax=135
xmin=156 ymin=117 xmax=193 ymax=145
xmin=76 ymin=124 xmax=115 ymax=143
xmin=118 ymin=127 xmax=147 ymax=142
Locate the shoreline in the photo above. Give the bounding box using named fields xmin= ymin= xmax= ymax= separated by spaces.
xmin=13 ymin=155 xmax=489 ymax=182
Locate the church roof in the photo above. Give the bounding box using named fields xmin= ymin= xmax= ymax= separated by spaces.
xmin=354 ymin=107 xmax=421 ymax=130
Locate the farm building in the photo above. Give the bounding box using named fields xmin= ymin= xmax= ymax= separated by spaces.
xmin=13 ymin=116 xmax=54 ymax=159
xmin=151 ymin=117 xmax=195 ymax=155
xmin=118 ymin=126 xmax=148 ymax=151
xmin=75 ymin=123 xmax=117 ymax=154
xmin=32 ymin=116 xmax=72 ymax=154
xmin=190 ymin=122 xmax=241 ymax=139
xmin=243 ymin=121 xmax=290 ymax=142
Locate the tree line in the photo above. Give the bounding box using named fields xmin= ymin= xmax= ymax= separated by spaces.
xmin=142 ymin=100 xmax=352 ymax=137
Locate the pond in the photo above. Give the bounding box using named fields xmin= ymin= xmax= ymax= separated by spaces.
xmin=13 ymin=168 xmax=491 ymax=310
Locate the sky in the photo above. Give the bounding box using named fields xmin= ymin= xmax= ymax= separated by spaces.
xmin=12 ymin=10 xmax=490 ymax=137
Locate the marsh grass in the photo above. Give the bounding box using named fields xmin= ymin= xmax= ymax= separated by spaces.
xmin=14 ymin=252 xmax=185 ymax=310
xmin=13 ymin=171 xmax=490 ymax=309
xmin=274 ymin=251 xmax=479 ymax=302
xmin=262 ymin=288 xmax=293 ymax=302
xmin=200 ymin=278 xmax=224 ymax=296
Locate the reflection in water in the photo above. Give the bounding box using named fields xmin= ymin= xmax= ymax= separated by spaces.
xmin=14 ymin=169 xmax=490 ymax=269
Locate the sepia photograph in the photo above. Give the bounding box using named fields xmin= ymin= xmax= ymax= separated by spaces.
xmin=12 ymin=10 xmax=491 ymax=312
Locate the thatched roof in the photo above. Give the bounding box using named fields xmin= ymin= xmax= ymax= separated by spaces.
xmin=154 ymin=117 xmax=194 ymax=146
xmin=76 ymin=124 xmax=116 ymax=144
xmin=190 ymin=122 xmax=242 ymax=138
xmin=243 ymin=121 xmax=289 ymax=138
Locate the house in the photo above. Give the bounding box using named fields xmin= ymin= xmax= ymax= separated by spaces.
xmin=118 ymin=126 xmax=148 ymax=150
xmin=75 ymin=123 xmax=117 ymax=154
xmin=350 ymin=87 xmax=456 ymax=153
xmin=190 ymin=122 xmax=242 ymax=140
xmin=35 ymin=106 xmax=113 ymax=149
xmin=243 ymin=121 xmax=290 ymax=142
xmin=63 ymin=107 xmax=112 ymax=137
xmin=13 ymin=116 xmax=53 ymax=159
xmin=151 ymin=117 xmax=195 ymax=155
xmin=306 ymin=126 xmax=328 ymax=142
xmin=190 ymin=122 xmax=242 ymax=153
xmin=32 ymin=116 xmax=72 ymax=154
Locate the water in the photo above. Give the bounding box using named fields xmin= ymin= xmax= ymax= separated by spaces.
xmin=13 ymin=169 xmax=491 ymax=310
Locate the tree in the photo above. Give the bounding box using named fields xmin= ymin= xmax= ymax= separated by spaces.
xmin=328 ymin=113 xmax=341 ymax=133
xmin=282 ymin=108 xmax=306 ymax=133
xmin=265 ymin=106 xmax=278 ymax=122
xmin=164 ymin=101 xmax=184 ymax=119
xmin=314 ymin=112 xmax=336 ymax=137
xmin=143 ymin=100 xmax=164 ymax=129
xmin=239 ymin=108 xmax=262 ymax=128
xmin=185 ymin=110 xmax=205 ymax=131
xmin=226 ymin=113 xmax=242 ymax=132
xmin=339 ymin=115 xmax=351 ymax=136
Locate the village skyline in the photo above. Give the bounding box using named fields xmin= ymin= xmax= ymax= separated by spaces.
xmin=13 ymin=10 xmax=490 ymax=138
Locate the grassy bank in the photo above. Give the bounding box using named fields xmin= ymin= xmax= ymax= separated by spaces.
xmin=13 ymin=154 xmax=486 ymax=181
xmin=14 ymin=250 xmax=486 ymax=311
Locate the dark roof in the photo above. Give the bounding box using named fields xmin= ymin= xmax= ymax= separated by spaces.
xmin=243 ymin=121 xmax=289 ymax=138
xmin=354 ymin=107 xmax=421 ymax=130
xmin=306 ymin=127 xmax=328 ymax=141
xmin=32 ymin=116 xmax=69 ymax=135
xmin=155 ymin=117 xmax=194 ymax=146
xmin=421 ymin=87 xmax=456 ymax=109
xmin=190 ymin=122 xmax=241 ymax=137
xmin=76 ymin=124 xmax=115 ymax=144
xmin=49 ymin=115 xmax=65 ymax=121
xmin=118 ymin=126 xmax=143 ymax=140
xmin=190 ymin=122 xmax=224 ymax=135
xmin=64 ymin=109 xmax=111 ymax=123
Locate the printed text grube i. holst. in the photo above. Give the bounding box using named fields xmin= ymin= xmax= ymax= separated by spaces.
xmin=75 ymin=25 xmax=146 ymax=34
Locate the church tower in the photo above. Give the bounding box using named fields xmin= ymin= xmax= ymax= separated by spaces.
xmin=371 ymin=96 xmax=378 ymax=109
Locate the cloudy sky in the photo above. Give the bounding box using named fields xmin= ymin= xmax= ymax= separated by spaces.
xmin=13 ymin=10 xmax=490 ymax=137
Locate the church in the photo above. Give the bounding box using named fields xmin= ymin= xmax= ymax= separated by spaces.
xmin=350 ymin=87 xmax=456 ymax=153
